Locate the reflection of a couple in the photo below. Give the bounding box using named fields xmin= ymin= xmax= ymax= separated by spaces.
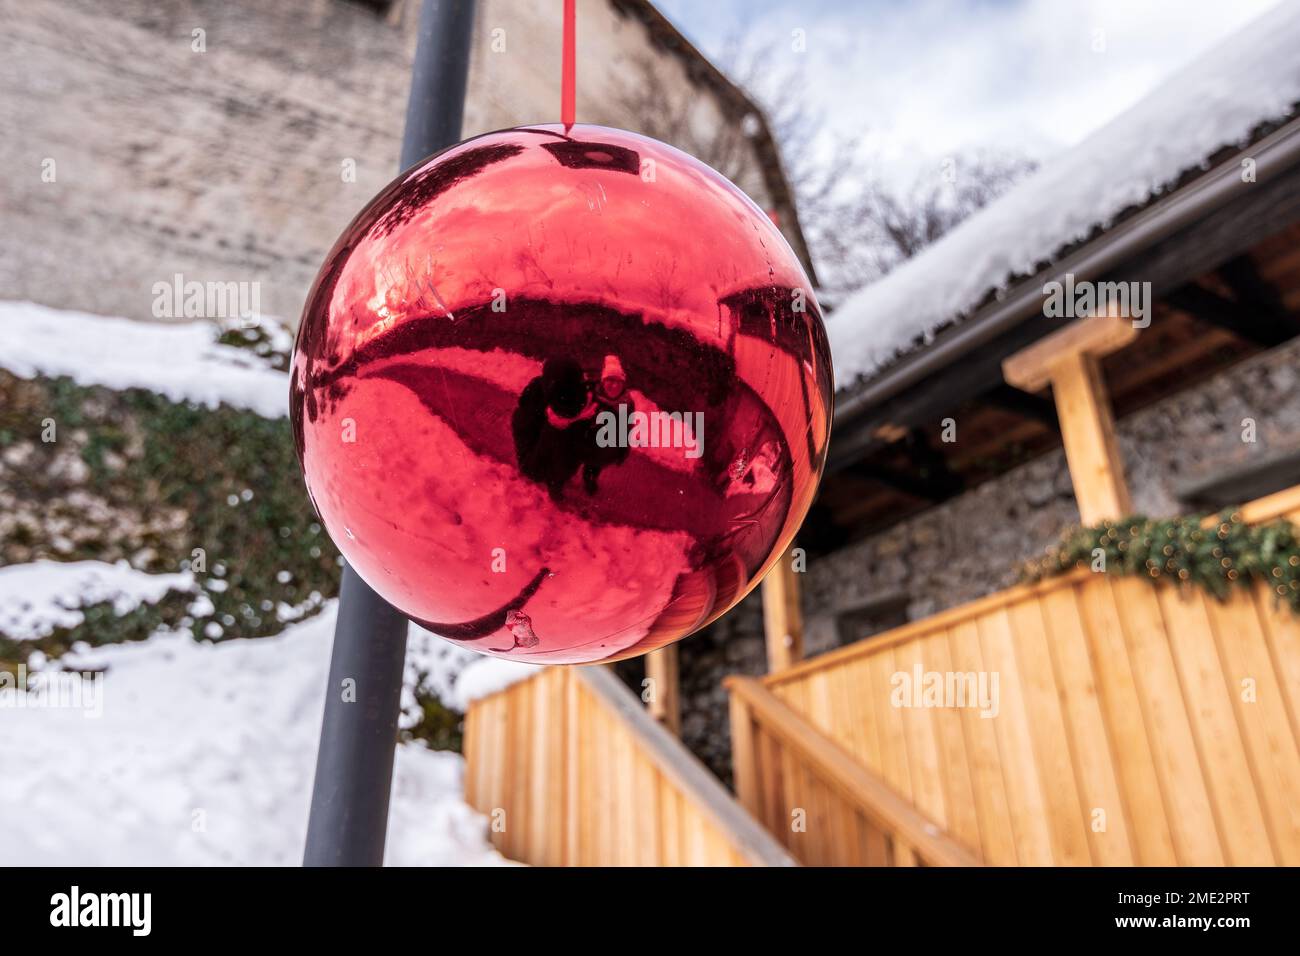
xmin=511 ymin=354 xmax=633 ymax=501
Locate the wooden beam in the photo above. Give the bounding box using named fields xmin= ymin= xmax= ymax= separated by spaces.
xmin=901 ymin=426 xmax=964 ymax=494
xmin=725 ymin=676 xmax=984 ymax=866
xmin=1165 ymin=283 xmax=1294 ymax=347
xmin=1219 ymin=253 xmax=1287 ymax=313
xmin=844 ymin=459 xmax=958 ymax=503
xmin=577 ymin=667 xmax=799 ymax=867
xmin=1003 ymin=314 xmax=1136 ymax=524
xmin=644 ymin=645 xmax=680 ymax=735
xmin=982 ymin=383 xmax=1060 ymax=432
xmin=1049 ymin=352 xmax=1133 ymax=523
xmin=1002 ymin=312 xmax=1138 ymax=392
xmin=761 ymin=546 xmax=804 ymax=672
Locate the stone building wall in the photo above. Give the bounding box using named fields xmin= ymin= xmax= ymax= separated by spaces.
xmin=675 ymin=334 xmax=1300 ymax=780
xmin=0 ymin=0 xmax=787 ymax=324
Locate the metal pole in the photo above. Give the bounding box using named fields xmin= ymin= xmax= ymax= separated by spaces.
xmin=304 ymin=0 xmax=476 ymax=868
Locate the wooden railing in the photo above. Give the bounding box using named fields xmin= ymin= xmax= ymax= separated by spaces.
xmin=727 ymin=675 xmax=983 ymax=866
xmin=463 ymin=664 xmax=796 ymax=866
xmin=739 ymin=483 xmax=1300 ymax=866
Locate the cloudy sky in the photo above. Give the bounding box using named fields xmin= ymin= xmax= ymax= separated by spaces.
xmin=655 ymin=0 xmax=1284 ymax=169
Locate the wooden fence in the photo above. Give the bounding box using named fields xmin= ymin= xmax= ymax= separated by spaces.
xmin=727 ymin=676 xmax=983 ymax=866
xmin=739 ymin=484 xmax=1300 ymax=865
xmin=463 ymin=664 xmax=796 ymax=866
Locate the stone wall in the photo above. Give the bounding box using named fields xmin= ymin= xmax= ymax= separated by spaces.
xmin=673 ymin=334 xmax=1300 ymax=780
xmin=0 ymin=0 xmax=784 ymax=323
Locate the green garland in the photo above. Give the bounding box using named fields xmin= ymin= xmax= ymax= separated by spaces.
xmin=1020 ymin=510 xmax=1300 ymax=614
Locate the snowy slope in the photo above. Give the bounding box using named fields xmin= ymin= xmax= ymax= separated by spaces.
xmin=829 ymin=2 xmax=1300 ymax=387
xmin=0 ymin=603 xmax=515 ymax=866
xmin=0 ymin=560 xmax=195 ymax=640
xmin=0 ymin=300 xmax=289 ymax=417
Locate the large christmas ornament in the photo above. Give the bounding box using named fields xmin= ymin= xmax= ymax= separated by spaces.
xmin=291 ymin=124 xmax=832 ymax=663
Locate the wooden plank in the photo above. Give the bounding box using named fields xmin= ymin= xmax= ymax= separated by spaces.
xmin=729 ymin=693 xmax=759 ymax=812
xmin=976 ymin=608 xmax=1055 ymax=865
xmin=1156 ymin=587 xmax=1273 ymax=865
xmin=894 ymin=637 xmax=949 ymax=828
xmin=763 ymin=571 xmax=1090 ymax=689
xmin=547 ymin=668 xmax=568 ymax=867
xmin=615 ymin=720 xmax=636 ymax=865
xmin=644 ymin=645 xmax=681 ymax=734
xmin=486 ymin=693 xmax=509 ymax=856
xmin=634 ymin=750 xmax=659 ymax=867
xmin=727 ymin=677 xmax=983 ymax=866
xmin=1044 ymin=351 xmax=1133 ymax=524
xmin=1005 ymin=598 xmax=1092 ymax=865
xmin=592 ymin=689 xmax=613 ymax=867
xmin=805 ymin=670 xmax=834 ymax=733
xmin=1039 ymin=585 xmax=1135 ymax=865
xmin=528 ymin=671 xmax=550 ymax=865
xmin=859 ymin=810 xmax=889 ymax=866
xmin=1002 ymin=311 xmax=1139 ymax=392
xmin=947 ymin=620 xmax=1018 ymax=865
xmin=762 ymin=546 xmax=804 ymax=671
xmin=659 ymin=774 xmax=680 ymax=866
xmin=923 ymin=631 xmax=984 ymax=857
xmin=870 ymin=648 xmax=914 ymax=802
xmin=564 ymin=669 xmax=580 ymax=866
xmin=1109 ymin=577 xmax=1223 ymax=864
xmin=1205 ymin=589 xmax=1300 ymax=865
xmin=576 ymin=666 xmax=797 ymax=866
xmin=1253 ymin=588 xmax=1300 ymax=754
xmin=1238 ymin=483 xmax=1300 ymax=523
xmin=892 ymin=839 xmax=919 ymax=867
xmin=843 ymin=659 xmax=883 ymax=774
xmin=1076 ymin=575 xmax=1177 ymax=865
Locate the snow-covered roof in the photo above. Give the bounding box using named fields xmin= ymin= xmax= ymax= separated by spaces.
xmin=829 ymin=1 xmax=1300 ymax=391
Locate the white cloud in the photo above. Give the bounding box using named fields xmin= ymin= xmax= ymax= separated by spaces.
xmin=660 ymin=0 xmax=1285 ymax=172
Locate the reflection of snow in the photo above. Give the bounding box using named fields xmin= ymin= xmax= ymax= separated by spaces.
xmin=725 ymin=441 xmax=780 ymax=498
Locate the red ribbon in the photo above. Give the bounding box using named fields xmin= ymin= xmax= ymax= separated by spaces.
xmin=561 ymin=0 xmax=576 ymax=128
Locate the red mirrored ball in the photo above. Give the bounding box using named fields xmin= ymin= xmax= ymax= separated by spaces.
xmin=291 ymin=125 xmax=832 ymax=664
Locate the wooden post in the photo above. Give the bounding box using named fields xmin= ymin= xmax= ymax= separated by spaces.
xmin=644 ymin=645 xmax=681 ymax=735
xmin=728 ymin=692 xmax=758 ymax=811
xmin=762 ymin=546 xmax=804 ymax=672
xmin=1003 ymin=312 xmax=1138 ymax=524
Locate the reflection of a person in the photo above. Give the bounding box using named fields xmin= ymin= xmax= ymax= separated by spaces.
xmin=583 ymin=355 xmax=633 ymax=494
xmin=512 ymin=355 xmax=636 ymax=501
xmin=512 ymin=357 xmax=596 ymax=501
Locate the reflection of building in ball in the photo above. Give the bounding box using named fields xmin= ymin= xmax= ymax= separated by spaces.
xmin=291 ymin=125 xmax=833 ymax=664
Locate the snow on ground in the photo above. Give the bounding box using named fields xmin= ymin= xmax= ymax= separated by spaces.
xmin=0 ymin=602 xmax=515 ymax=866
xmin=0 ymin=560 xmax=195 ymax=640
xmin=0 ymin=300 xmax=289 ymax=418
xmin=829 ymin=2 xmax=1300 ymax=386
xmin=447 ymin=656 xmax=543 ymax=711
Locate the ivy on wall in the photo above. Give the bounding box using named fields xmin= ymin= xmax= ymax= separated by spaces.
xmin=1020 ymin=510 xmax=1300 ymax=613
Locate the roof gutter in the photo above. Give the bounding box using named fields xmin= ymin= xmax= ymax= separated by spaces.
xmin=834 ymin=113 xmax=1300 ymax=427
